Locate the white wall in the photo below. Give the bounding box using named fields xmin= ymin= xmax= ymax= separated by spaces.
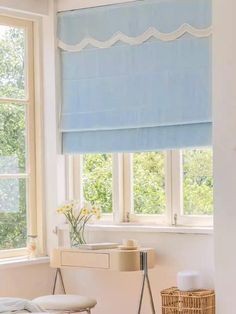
xmin=213 ymin=1 xmax=236 ymax=313
xmin=0 ymin=0 xmax=48 ymax=15
xmin=0 ymin=263 xmax=54 ymax=299
xmin=42 ymin=0 xmax=67 ymax=253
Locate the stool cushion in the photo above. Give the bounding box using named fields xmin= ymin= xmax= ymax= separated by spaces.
xmin=33 ymin=295 xmax=97 ymax=311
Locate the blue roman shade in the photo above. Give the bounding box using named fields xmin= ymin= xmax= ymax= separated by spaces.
xmin=58 ymin=0 xmax=212 ymax=154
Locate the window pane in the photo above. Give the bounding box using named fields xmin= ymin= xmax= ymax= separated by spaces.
xmin=0 ymin=103 xmax=26 ymax=173
xmin=182 ymin=148 xmax=213 ymax=215
xmin=0 ymin=24 xmax=26 ymax=99
xmin=83 ymin=154 xmax=112 ymax=213
xmin=133 ymin=152 xmax=166 ymax=214
xmin=0 ymin=178 xmax=27 ymax=249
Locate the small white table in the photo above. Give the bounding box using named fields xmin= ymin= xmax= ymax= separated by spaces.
xmin=51 ymin=247 xmax=156 ymax=313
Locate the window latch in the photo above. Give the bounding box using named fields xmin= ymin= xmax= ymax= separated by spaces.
xmin=126 ymin=212 xmax=130 ymax=223
xmin=173 ymin=214 xmax=178 ymax=227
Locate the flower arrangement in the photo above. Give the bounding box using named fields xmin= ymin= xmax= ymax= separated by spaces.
xmin=57 ymin=201 xmax=101 ymax=246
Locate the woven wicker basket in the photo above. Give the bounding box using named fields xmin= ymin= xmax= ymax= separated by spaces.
xmin=161 ymin=287 xmax=215 ymax=314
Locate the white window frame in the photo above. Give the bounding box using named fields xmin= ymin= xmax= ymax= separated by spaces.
xmin=0 ymin=16 xmax=44 ymax=258
xmin=67 ymin=148 xmax=213 ymax=228
xmin=123 ymin=152 xmax=171 ymax=225
xmin=65 ymin=154 xmax=115 ymax=223
xmin=171 ymin=149 xmax=213 ymax=227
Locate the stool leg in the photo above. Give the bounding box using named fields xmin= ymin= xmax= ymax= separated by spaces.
xmin=58 ymin=268 xmax=66 ymax=294
xmin=52 ymin=268 xmax=59 ymax=294
xmin=86 ymin=310 xmax=91 ymax=314
xmin=52 ymin=268 xmax=66 ymax=294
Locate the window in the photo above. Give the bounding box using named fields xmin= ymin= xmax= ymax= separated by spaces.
xmin=82 ymin=154 xmax=113 ymax=214
xmin=133 ymin=152 xmax=166 ymax=215
xmin=174 ymin=148 xmax=213 ymax=226
xmin=182 ymin=149 xmax=213 ymax=216
xmin=0 ymin=16 xmax=40 ymax=257
xmin=68 ymin=147 xmax=213 ymax=227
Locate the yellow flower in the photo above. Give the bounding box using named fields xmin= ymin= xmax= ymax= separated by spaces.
xmin=56 ymin=202 xmax=73 ymax=214
xmin=64 ymin=203 xmax=73 ymax=212
xmin=80 ymin=202 xmax=92 ymax=216
xmin=92 ymin=206 xmax=101 ymax=219
xmin=56 ymin=206 xmax=65 ymax=214
xmin=80 ymin=207 xmax=89 ymax=217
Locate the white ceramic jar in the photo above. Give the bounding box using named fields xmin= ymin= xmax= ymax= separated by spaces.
xmin=177 ymin=271 xmax=200 ymax=291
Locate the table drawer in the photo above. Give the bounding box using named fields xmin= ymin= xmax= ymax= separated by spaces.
xmin=61 ymin=251 xmax=110 ymax=269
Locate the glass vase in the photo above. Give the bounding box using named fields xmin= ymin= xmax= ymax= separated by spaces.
xmin=69 ymin=226 xmax=86 ymax=247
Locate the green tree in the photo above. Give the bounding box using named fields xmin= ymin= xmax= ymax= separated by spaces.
xmin=133 ymin=152 xmax=166 ymax=214
xmin=82 ymin=150 xmax=213 ymax=217
xmin=183 ymin=149 xmax=213 ymax=215
xmin=0 ymin=26 xmax=27 ymax=249
xmin=0 ymin=26 xmax=25 ymax=99
xmin=83 ymin=154 xmax=112 ymax=213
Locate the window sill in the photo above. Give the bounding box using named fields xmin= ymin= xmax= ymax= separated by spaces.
xmin=0 ymin=256 xmax=50 ymax=269
xmin=87 ymin=223 xmax=213 ymax=235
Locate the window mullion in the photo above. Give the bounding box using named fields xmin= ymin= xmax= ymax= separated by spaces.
xmin=0 ymin=98 xmax=29 ymax=104
xmin=123 ymin=153 xmax=132 ymax=222
xmin=72 ymin=155 xmax=83 ymax=202
xmin=65 ymin=155 xmax=83 ymax=204
xmin=26 ymin=20 xmax=37 ymax=238
xmin=112 ymin=153 xmax=124 ymax=223
xmin=171 ymin=150 xmax=182 ymax=225
xmin=166 ymin=150 xmax=173 ymax=226
xmin=65 ymin=155 xmax=74 ymax=201
xmin=0 ymin=174 xmax=28 ymax=179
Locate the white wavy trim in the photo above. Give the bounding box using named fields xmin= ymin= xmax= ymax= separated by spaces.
xmin=58 ymin=23 xmax=212 ymax=52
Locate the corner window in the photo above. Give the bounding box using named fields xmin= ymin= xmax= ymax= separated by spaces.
xmin=0 ymin=16 xmax=38 ymax=257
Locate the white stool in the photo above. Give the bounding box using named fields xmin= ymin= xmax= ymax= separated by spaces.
xmin=33 ymin=294 xmax=97 ymax=314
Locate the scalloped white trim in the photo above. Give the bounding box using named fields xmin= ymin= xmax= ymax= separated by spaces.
xmin=58 ymin=23 xmax=212 ymax=52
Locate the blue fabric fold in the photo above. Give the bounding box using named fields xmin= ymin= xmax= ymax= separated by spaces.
xmin=63 ymin=123 xmax=212 ymax=154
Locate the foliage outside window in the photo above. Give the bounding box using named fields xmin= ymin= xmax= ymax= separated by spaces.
xmin=0 ymin=17 xmax=36 ymax=253
xmin=82 ymin=154 xmax=112 ymax=214
xmin=70 ymin=147 xmax=213 ymax=226
xmin=182 ymin=149 xmax=213 ymax=216
xmin=133 ymin=152 xmax=166 ymax=215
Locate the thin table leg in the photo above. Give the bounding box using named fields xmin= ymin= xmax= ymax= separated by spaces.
xmin=146 ymin=273 xmax=155 ymax=314
xmin=138 ymin=271 xmax=146 ymax=313
xmin=138 ymin=252 xmax=156 ymax=314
